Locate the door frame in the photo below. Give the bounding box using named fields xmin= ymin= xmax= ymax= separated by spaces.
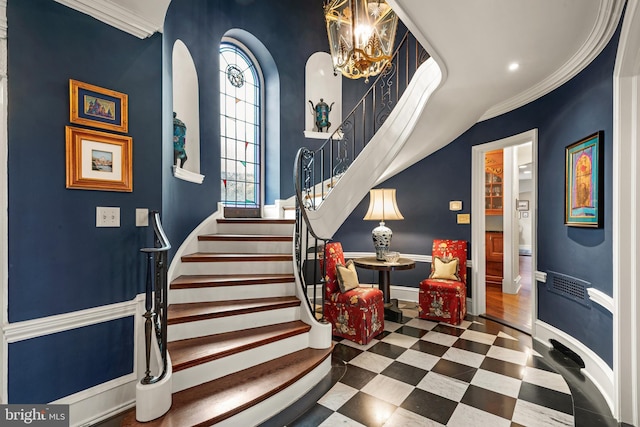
xmin=470 ymin=128 xmax=538 ymax=333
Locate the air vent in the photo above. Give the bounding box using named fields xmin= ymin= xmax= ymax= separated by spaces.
xmin=546 ymin=271 xmax=591 ymax=307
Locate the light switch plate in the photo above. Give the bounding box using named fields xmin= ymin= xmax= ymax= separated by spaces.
xmin=136 ymin=208 xmax=149 ymax=227
xmin=96 ymin=207 xmax=120 ymax=227
xmin=457 ymin=213 xmax=471 ymax=224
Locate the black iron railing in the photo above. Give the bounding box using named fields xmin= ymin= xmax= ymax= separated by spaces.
xmin=140 ymin=211 xmax=171 ymax=385
xmin=294 ymin=31 xmax=429 ymax=316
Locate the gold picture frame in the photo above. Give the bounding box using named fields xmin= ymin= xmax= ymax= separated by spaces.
xmin=65 ymin=126 xmax=132 ymax=192
xmin=69 ymin=79 xmax=128 ymax=133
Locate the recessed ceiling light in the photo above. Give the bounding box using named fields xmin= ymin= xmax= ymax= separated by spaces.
xmin=519 ymin=165 xmax=526 ymax=169
xmin=509 ymin=62 xmax=520 ymax=71
xmin=524 ymin=170 xmax=531 ymax=174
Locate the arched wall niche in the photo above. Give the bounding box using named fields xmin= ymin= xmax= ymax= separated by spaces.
xmin=172 ymin=39 xmax=204 ymax=183
xmin=305 ymin=52 xmax=342 ymax=138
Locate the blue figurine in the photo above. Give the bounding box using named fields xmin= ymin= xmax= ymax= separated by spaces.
xmin=173 ymin=112 xmax=187 ymax=167
xmin=309 ymin=98 xmax=335 ymax=132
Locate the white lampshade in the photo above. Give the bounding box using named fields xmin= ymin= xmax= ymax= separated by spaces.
xmin=364 ymin=189 xmax=403 ymax=260
xmin=363 ymin=188 xmax=404 ymax=221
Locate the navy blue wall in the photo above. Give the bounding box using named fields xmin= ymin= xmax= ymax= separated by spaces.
xmin=336 ymin=17 xmax=620 ymax=367
xmin=7 ymin=0 xmax=161 ymax=401
xmin=161 ymin=0 xmax=329 ymax=252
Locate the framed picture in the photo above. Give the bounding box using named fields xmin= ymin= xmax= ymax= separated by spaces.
xmin=565 ymin=131 xmax=603 ymax=227
xmin=65 ymin=126 xmax=133 ymax=192
xmin=69 ymin=79 xmax=128 ymax=133
xmin=516 ymin=199 xmax=529 ymax=211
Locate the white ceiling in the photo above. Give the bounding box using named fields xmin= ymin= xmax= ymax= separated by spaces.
xmin=58 ymin=0 xmax=623 ymax=122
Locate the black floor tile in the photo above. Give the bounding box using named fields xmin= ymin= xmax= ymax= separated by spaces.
xmin=288 ymin=403 xmax=333 ymax=426
xmin=332 ymin=342 xmax=363 ymax=363
xmin=411 ymin=339 xmax=449 ymax=357
xmin=394 ymin=325 xmax=428 ymax=338
xmin=337 ymin=391 xmax=397 ymax=427
xmin=368 ymin=341 xmax=408 ymax=359
xmin=431 ymin=358 xmax=477 ymax=383
xmin=432 ymin=323 xmax=465 ymax=336
xmin=518 ymin=382 xmax=574 ymax=415
xmin=461 ymin=384 xmax=517 ymax=420
xmin=452 ymin=337 xmax=491 ymax=355
xmin=400 ymin=388 xmax=458 ymax=424
xmin=339 ymin=364 xmax=378 ymax=390
xmin=381 ymin=361 xmax=428 ymax=386
xmin=480 ymin=356 xmax=525 ymax=380
xmin=573 ymin=407 xmax=619 ymax=427
xmin=493 ymin=336 xmax=531 ymax=353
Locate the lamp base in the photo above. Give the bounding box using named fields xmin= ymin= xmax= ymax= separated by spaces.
xmin=372 ymin=222 xmax=392 ymax=261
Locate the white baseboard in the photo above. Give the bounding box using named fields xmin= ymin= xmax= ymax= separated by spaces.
xmin=53 ymin=374 xmax=137 ymax=427
xmin=534 ymin=320 xmax=614 ymax=416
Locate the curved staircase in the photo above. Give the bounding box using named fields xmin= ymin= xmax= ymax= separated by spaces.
xmin=124 ymin=217 xmax=332 ymax=426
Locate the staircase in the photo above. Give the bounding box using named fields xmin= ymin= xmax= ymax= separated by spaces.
xmin=125 ymin=217 xmax=332 ymax=426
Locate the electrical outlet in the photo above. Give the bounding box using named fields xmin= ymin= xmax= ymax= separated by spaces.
xmin=136 ymin=208 xmax=149 ymax=227
xmin=96 ymin=207 xmax=120 ymax=227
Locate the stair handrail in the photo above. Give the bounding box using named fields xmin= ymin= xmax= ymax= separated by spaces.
xmin=140 ymin=211 xmax=172 ymax=385
xmin=294 ymin=30 xmax=429 ymax=316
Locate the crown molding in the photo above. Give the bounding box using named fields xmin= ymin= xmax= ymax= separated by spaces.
xmin=480 ymin=0 xmax=625 ymax=121
xmin=54 ymin=0 xmax=162 ymax=39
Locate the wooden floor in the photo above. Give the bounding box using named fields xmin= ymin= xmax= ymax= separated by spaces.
xmin=485 ymin=255 xmax=532 ymax=332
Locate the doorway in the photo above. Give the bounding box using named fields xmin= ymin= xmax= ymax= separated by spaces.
xmin=470 ymin=129 xmax=538 ymax=334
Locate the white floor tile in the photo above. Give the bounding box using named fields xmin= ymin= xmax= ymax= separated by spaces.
xmin=421 ymin=331 xmax=459 ymax=347
xmin=348 ymin=351 xmax=394 ymax=373
xmin=416 ymin=371 xmax=469 ymax=402
xmin=471 ymin=369 xmax=522 ymax=398
xmin=486 ymin=345 xmax=529 ymax=366
xmin=382 ymin=332 xmax=419 ymax=348
xmin=384 ymin=407 xmax=445 ymax=427
xmin=319 ymin=411 xmax=368 ymax=427
xmin=442 ymin=347 xmax=485 ymax=368
xmin=405 ymin=317 xmax=438 ymax=330
xmin=497 ymin=331 xmax=518 ymax=341
xmin=523 ymin=366 xmax=571 ymax=394
xmin=459 ymin=329 xmax=496 ymax=345
xmin=361 ymin=374 xmax=415 ymax=406
xmin=339 ymin=338 xmax=379 ymax=351
xmin=384 ymin=320 xmax=403 ymax=332
xmin=511 ymin=399 xmax=574 ymax=427
xmin=396 ymin=348 xmax=440 ymax=371
xmin=446 ymin=403 xmax=511 ymax=427
xmin=318 ymin=382 xmax=359 ymax=411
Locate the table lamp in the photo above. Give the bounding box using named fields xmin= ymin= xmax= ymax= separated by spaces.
xmin=363 ymin=188 xmax=404 ymax=260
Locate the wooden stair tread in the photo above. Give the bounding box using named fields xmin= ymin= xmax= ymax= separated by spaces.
xmin=217 ymin=218 xmax=295 ymax=224
xmin=168 ymin=321 xmax=311 ymax=372
xmin=168 ymin=296 xmax=301 ymax=324
xmin=171 ymin=274 xmax=295 ymax=289
xmin=121 ymin=346 xmax=332 ymax=427
xmin=198 ymin=234 xmax=292 ymax=241
xmin=181 ymin=252 xmax=293 ymax=262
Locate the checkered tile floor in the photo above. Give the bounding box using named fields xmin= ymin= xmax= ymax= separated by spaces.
xmin=290 ymin=304 xmax=574 ymax=427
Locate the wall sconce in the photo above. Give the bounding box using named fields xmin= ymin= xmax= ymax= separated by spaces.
xmin=363 ymin=188 xmax=404 ymax=260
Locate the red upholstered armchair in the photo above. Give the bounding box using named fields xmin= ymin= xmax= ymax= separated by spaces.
xmin=320 ymin=242 xmax=384 ymax=345
xmin=418 ymin=239 xmax=468 ymax=325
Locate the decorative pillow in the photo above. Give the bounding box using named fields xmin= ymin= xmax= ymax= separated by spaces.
xmin=336 ymin=260 xmax=360 ymax=293
xmin=430 ymin=257 xmax=460 ymax=280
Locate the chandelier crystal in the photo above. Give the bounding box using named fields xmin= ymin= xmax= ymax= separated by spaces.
xmin=324 ymin=0 xmax=399 ymax=82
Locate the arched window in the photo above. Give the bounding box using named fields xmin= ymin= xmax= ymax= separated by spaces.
xmin=220 ymin=41 xmax=262 ymax=211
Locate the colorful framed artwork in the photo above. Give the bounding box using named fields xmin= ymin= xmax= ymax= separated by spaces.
xmin=69 ymin=79 xmax=128 ymax=133
xmin=565 ymin=131 xmax=603 ymax=227
xmin=65 ymin=126 xmax=133 ymax=192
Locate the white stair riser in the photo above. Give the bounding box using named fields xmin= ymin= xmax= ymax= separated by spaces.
xmin=179 ymin=260 xmax=292 ymax=276
xmin=198 ymin=240 xmax=291 ymax=254
xmin=168 ymin=306 xmax=301 ymax=341
xmin=172 ymin=333 xmax=310 ymax=392
xmin=217 ymin=223 xmax=293 ymax=235
xmin=170 ymin=282 xmax=296 ymax=304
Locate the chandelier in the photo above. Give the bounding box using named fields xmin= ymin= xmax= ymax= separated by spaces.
xmin=324 ymin=0 xmax=399 ymax=82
